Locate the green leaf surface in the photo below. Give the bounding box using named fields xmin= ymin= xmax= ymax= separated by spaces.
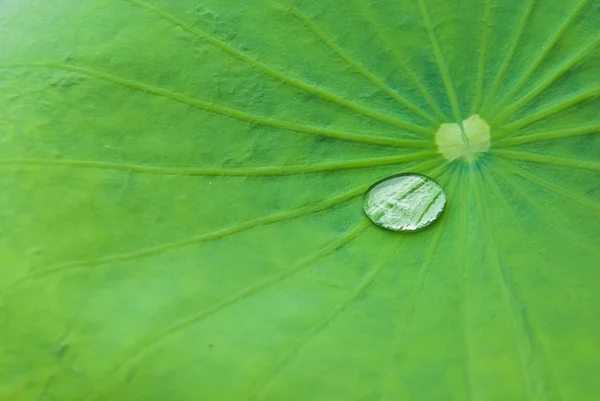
xmin=1 ymin=0 xmax=599 ymax=399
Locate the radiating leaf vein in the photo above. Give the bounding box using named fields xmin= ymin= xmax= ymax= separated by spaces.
xmin=246 ymin=236 xmax=405 ymax=401
xmin=287 ymin=0 xmax=439 ymax=127
xmin=418 ymin=0 xmax=462 ymax=123
xmin=494 ymin=30 xmax=600 ymax=125
xmin=495 ymin=125 xmax=600 ymax=147
xmin=478 ymin=164 xmax=562 ymax=399
xmin=379 ymin=174 xmax=454 ymax=400
xmin=77 ymin=221 xmax=371 ymax=401
xmin=0 ymin=62 xmax=424 ymax=148
xmin=0 ymin=186 xmax=368 ymax=293
xmin=495 ymin=86 xmax=600 ymax=138
xmin=121 ymin=0 xmax=431 ymax=136
xmin=492 ymin=149 xmax=600 ymax=171
xmin=494 ymin=158 xmax=600 ymax=215
xmin=355 ymin=0 xmax=449 ymax=121
xmin=0 ymin=152 xmax=439 ymax=177
xmin=489 ymin=160 xmax=600 ymax=259
xmin=457 ymin=164 xmax=474 ymax=401
xmin=481 ymin=0 xmax=536 ymax=112
xmin=472 ymin=0 xmax=494 ymax=114
xmin=493 ymin=0 xmax=590 ymax=116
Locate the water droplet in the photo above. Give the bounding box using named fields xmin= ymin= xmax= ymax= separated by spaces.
xmin=363 ymin=173 xmax=446 ymax=232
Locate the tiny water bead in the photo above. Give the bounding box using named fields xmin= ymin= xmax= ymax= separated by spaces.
xmin=363 ymin=173 xmax=447 ymax=232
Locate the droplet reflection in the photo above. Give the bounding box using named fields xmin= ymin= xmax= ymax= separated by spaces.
xmin=363 ymin=173 xmax=446 ymax=232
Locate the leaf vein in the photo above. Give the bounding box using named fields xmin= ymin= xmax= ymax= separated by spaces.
xmin=246 ymin=236 xmax=405 ymax=401
xmin=287 ymin=0 xmax=439 ymax=128
xmin=357 ymin=0 xmax=449 ymax=121
xmin=495 ymin=125 xmax=600 ymax=147
xmin=481 ymin=0 xmax=536 ymax=112
xmin=78 ymin=221 xmax=371 ymax=401
xmin=494 ymin=86 xmax=600 ymax=138
xmin=0 ymin=186 xmax=368 ymax=293
xmin=494 ymin=158 xmax=600 ymax=216
xmin=379 ymin=169 xmax=455 ymax=400
xmin=0 ymin=62 xmax=424 ymax=148
xmin=121 ymin=0 xmax=430 ymax=135
xmin=492 ymin=0 xmax=590 ymax=116
xmin=494 ymin=29 xmax=600 ymax=125
xmin=472 ymin=0 xmax=494 ymax=114
xmin=491 ymin=149 xmax=600 ymax=171
xmin=418 ymin=0 xmax=462 ymax=123
xmin=0 ymin=152 xmax=439 ymax=177
xmin=478 ymin=164 xmax=563 ymax=400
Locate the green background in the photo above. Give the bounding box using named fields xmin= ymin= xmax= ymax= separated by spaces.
xmin=1 ymin=0 xmax=599 ymax=399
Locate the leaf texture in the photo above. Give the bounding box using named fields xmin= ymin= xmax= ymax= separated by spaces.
xmin=0 ymin=0 xmax=599 ymax=400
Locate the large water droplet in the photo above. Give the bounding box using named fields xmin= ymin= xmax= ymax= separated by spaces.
xmin=363 ymin=173 xmax=446 ymax=232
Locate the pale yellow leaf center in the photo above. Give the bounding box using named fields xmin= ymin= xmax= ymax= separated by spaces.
xmin=435 ymin=114 xmax=491 ymax=162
